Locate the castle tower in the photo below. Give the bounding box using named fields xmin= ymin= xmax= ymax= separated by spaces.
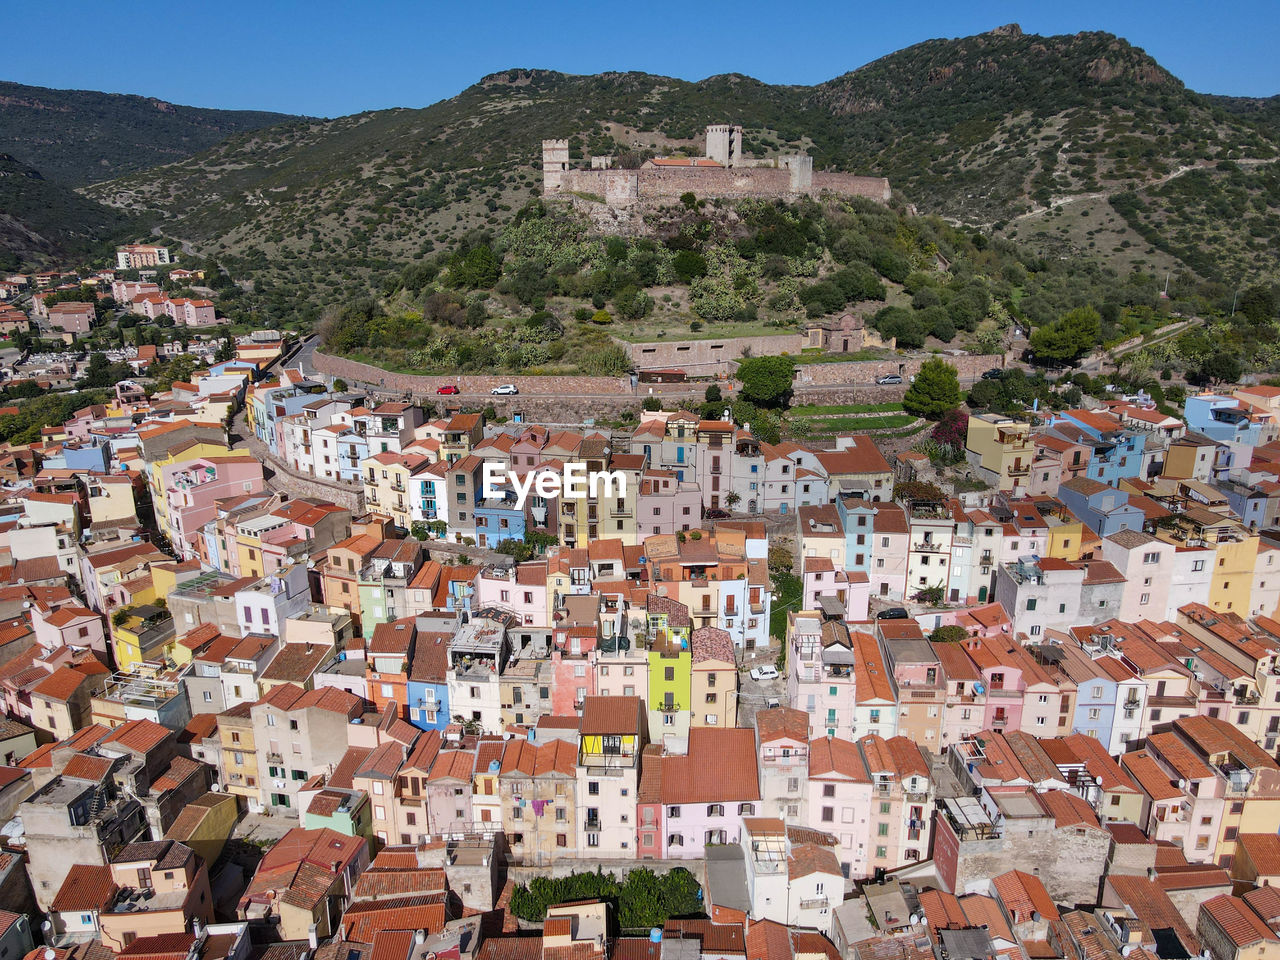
xmin=704 ymin=124 xmax=743 ymax=167
xmin=780 ymin=154 xmax=814 ymax=193
xmin=542 ymin=139 xmax=570 ymax=194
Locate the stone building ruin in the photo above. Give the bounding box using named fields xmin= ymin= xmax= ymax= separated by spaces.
xmin=541 ymin=124 xmax=890 ymax=208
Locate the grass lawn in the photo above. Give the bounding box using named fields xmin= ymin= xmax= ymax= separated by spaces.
xmin=611 ymin=318 xmax=801 ymax=343
xmin=770 ymin=572 xmax=802 ymax=641
xmin=805 ymin=414 xmax=916 ymax=432
xmin=789 ymin=402 xmax=904 ymax=416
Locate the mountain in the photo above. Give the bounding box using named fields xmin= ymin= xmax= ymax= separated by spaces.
xmin=76 ymin=26 xmax=1280 ymax=301
xmin=0 ymin=153 xmax=136 ymax=269
xmin=0 ymin=80 xmax=299 ymax=186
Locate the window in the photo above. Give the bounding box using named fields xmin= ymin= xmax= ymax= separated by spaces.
xmin=1192 ymin=559 xmax=1205 ymax=572
xmin=822 ymin=806 xmax=834 ymax=822
xmin=877 ymin=822 xmax=889 ymax=837
xmin=668 ymin=805 xmax=681 ymax=818
xmin=1026 ymin=598 xmax=1037 ymax=611
xmin=707 ymin=804 xmax=724 ymax=817
xmin=1142 ymin=552 xmax=1160 ymax=564
xmin=588 ymin=781 xmax=599 ymax=796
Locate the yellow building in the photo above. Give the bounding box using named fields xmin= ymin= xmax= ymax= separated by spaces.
xmin=690 ymin=626 xmax=737 ymax=729
xmin=219 ymin=705 xmax=259 ymax=809
xmin=86 ymin=474 xmax=138 ymax=526
xmin=163 ymin=792 xmax=240 ymax=867
xmin=361 ymin=451 xmax=430 ymax=531
xmin=1210 ymin=534 xmax=1259 ymax=617
xmin=111 ymin=603 xmax=176 ymax=670
xmin=966 ymin=413 xmax=1034 ymax=491
xmin=1039 ymin=503 xmax=1087 ymax=562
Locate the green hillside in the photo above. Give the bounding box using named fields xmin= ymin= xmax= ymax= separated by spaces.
xmin=81 ymin=25 xmax=1279 ymax=307
xmin=0 ymin=80 xmax=298 ymax=186
xmin=0 ymin=153 xmax=135 ymax=270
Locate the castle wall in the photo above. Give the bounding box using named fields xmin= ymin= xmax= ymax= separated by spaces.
xmin=551 ymin=166 xmax=891 ymax=206
xmin=812 ymin=172 xmax=893 ymax=203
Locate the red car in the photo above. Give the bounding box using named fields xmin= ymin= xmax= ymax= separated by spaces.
xmin=436 ymin=385 xmax=460 ymax=395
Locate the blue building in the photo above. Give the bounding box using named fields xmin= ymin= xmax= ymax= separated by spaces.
xmin=1058 ymin=477 xmax=1146 ymax=537
xmin=836 ymin=496 xmax=876 ymax=577
xmin=407 ymin=631 xmax=450 ymax=731
xmin=44 ymin=441 xmax=110 ymax=472
xmin=1217 ymin=478 xmax=1268 ymax=531
xmin=1049 ymin=410 xmax=1147 ymax=487
xmin=1185 ymin=394 xmax=1275 ymax=448
xmin=474 ymin=491 xmax=526 ymax=549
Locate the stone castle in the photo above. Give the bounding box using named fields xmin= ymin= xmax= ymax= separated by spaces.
xmin=542 ymin=124 xmax=891 ymax=207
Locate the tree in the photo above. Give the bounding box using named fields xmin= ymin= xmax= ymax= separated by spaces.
xmin=332 ymin=378 xmax=348 ymax=393
xmin=642 ymin=396 xmax=662 ymax=411
xmin=737 ymin=355 xmax=795 ymax=409
xmin=930 ymin=625 xmax=970 ymax=643
xmin=704 ymin=383 xmax=722 ymax=403
xmin=902 ymin=359 xmax=961 ymax=420
xmin=671 ymin=250 xmax=708 ymax=283
xmin=495 ymin=538 xmax=533 ymax=563
xmin=1028 ymin=307 xmax=1101 ymax=366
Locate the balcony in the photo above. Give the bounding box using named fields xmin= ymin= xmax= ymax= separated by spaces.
xmin=799 ymin=898 xmax=829 ymax=911
xmin=1007 ymin=464 xmax=1030 ymax=477
xmin=913 ymin=541 xmax=946 ymax=553
xmin=1235 ymin=691 xmax=1261 ymax=706
xmin=585 ymin=816 xmax=601 ymax=831
xmin=658 ymin=702 xmax=682 ymax=713
xmin=266 ymin=752 xmax=283 ymax=763
xmin=991 ymin=717 xmax=1008 ymax=727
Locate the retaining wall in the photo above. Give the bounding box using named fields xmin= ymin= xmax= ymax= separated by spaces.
xmin=795 ymin=353 xmax=1006 ymax=386
xmin=311 ymin=351 xmax=632 ymax=396
xmin=624 ymin=334 xmax=806 ymax=375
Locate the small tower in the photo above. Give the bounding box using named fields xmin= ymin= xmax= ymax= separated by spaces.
xmin=704 ymin=124 xmax=743 ymax=167
xmin=542 ymin=139 xmax=570 ymax=194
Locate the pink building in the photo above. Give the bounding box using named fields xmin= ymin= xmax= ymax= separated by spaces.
xmin=548 ymin=628 xmax=598 ymax=716
xmin=1125 ymin=731 xmax=1225 ymax=861
xmin=112 ymin=280 xmax=160 ymax=302
xmin=802 ymin=559 xmax=870 ymax=619
xmin=933 ymin=642 xmax=987 ymax=749
xmin=46 ymin=302 xmax=94 ymax=334
xmin=132 ymin=293 xmax=168 ymax=319
xmin=474 ymin=563 xmax=548 ymax=627
xmin=31 ymin=604 xmax=107 ymax=657
xmin=161 ymin=455 xmax=266 ymax=558
xmin=964 ymin=637 xmax=1027 ymax=732
xmin=642 ymin=727 xmax=761 ymax=860
xmin=637 ymin=470 xmax=701 ymax=537
xmin=808 ymin=734 xmax=873 ymax=879
xmin=169 ymin=298 xmax=217 ymax=326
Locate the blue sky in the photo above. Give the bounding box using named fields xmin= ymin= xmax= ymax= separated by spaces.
xmin=7 ymin=0 xmax=1278 ymax=117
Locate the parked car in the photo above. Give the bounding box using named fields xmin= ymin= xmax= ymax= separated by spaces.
xmin=704 ymin=508 xmax=731 ymax=521
xmin=750 ymin=665 xmax=780 ymax=682
xmin=436 ymin=384 xmax=460 ymax=395
xmin=491 ymin=384 xmax=519 ymax=395
xmin=876 ymin=607 xmax=910 ymax=620
xmin=766 ymin=697 xmax=780 ymax=709
xmin=981 ymin=368 xmax=1004 ymax=380
xmin=875 ymin=374 xmax=904 ymax=385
